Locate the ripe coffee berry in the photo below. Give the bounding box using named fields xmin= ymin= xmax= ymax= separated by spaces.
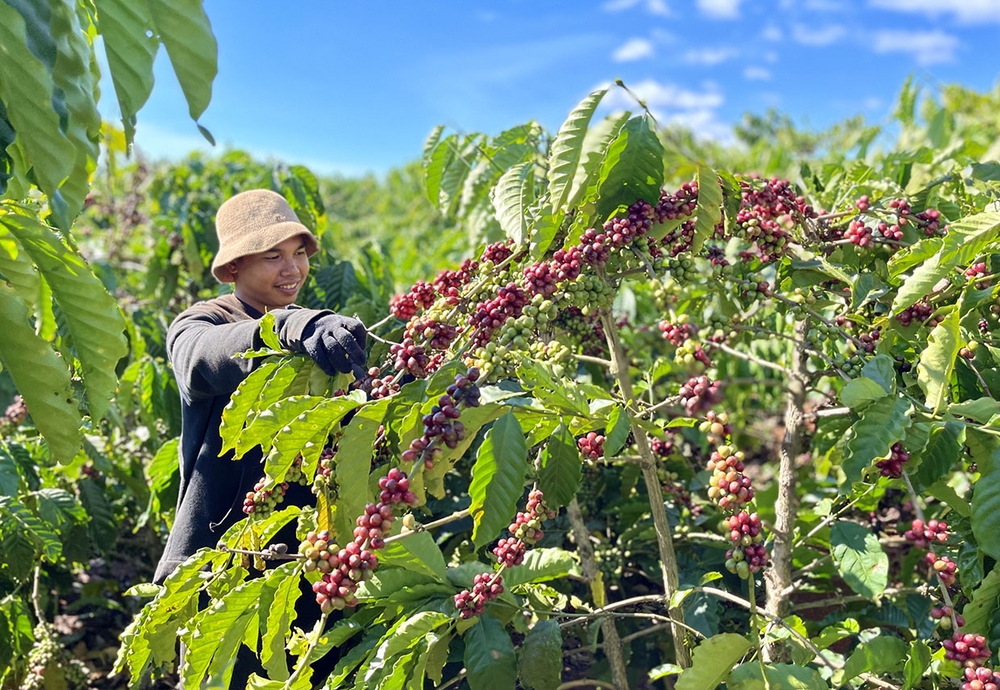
xmin=875 ymin=442 xmax=910 ymax=479
xmin=578 ymin=432 xmax=606 ymax=461
xmin=944 ymin=631 xmax=990 ymax=666
xmin=904 ymin=519 xmax=948 ymax=548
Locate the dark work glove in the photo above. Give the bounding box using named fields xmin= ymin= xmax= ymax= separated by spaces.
xmin=298 ymin=313 xmax=368 ymax=376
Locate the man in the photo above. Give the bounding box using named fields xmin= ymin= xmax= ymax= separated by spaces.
xmin=153 ymin=188 xmax=367 ymax=584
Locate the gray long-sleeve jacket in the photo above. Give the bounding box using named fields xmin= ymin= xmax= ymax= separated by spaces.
xmin=153 ymin=294 xmax=320 ymax=583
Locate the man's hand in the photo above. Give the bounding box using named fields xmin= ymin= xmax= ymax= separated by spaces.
xmin=298 ymin=314 xmax=367 ymax=376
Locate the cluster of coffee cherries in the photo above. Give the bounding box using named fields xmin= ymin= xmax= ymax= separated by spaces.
xmin=577 ymin=432 xmax=606 ymax=461
xmin=390 ymin=337 xmax=441 ymax=378
xmin=243 ymin=458 xmax=309 ymax=517
xmin=930 ymin=604 xmax=965 ymax=630
xmin=894 ymin=300 xmax=938 ymax=328
xmin=400 ymin=370 xmax=481 ymax=470
xmin=389 ymin=280 xmax=437 ymax=320
xmin=844 ymin=219 xmax=874 ymax=248
xmin=3 ymin=395 xmax=26 ymax=426
xmin=405 ymin=318 xmax=459 ymax=351
xmin=944 ymin=631 xmax=991 ymax=667
xmin=904 ymin=518 xmax=949 ymax=549
xmin=312 ymin=447 xmax=336 ymax=493
xmin=433 ymin=258 xmax=479 ymax=305
xmin=659 ymin=320 xmax=696 ymax=346
xmin=699 ymin=411 xmax=732 ymax=445
xmin=310 ymin=467 xmax=417 ymax=613
xmin=706 ymin=444 xmax=754 ymax=510
xmin=351 ymin=366 xmax=401 ymax=400
xmin=453 ymin=572 xmax=505 ymax=619
xmin=926 ymin=552 xmax=959 ymax=586
xmin=875 ymin=442 xmax=910 ymax=479
xmin=734 ymin=176 xmax=816 ymax=263
xmin=961 ymin=666 xmax=1000 ymax=690
xmin=470 ymin=282 xmax=530 ymax=346
xmin=679 ymin=376 xmax=724 ymax=416
xmin=724 ymin=511 xmax=767 ymax=579
xmin=20 ymin=623 xmax=90 ymax=690
xmin=493 ymin=489 xmax=554 ymax=568
xmin=967 ymin=262 xmax=991 ymax=289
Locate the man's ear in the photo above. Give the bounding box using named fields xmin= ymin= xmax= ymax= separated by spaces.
xmin=227 ymin=261 xmax=239 ymax=278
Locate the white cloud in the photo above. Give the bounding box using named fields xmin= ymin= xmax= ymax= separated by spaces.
xmin=603 ymin=0 xmax=671 ymax=16
xmin=792 ymin=24 xmax=847 ymax=45
xmin=602 ymin=79 xmax=730 ymax=140
xmin=762 ymin=25 xmax=783 ymax=41
xmin=871 ymin=29 xmax=960 ymax=64
xmin=805 ymin=0 xmax=847 ymax=10
xmin=744 ymin=66 xmax=772 ymax=80
xmin=764 ymin=50 xmax=780 ymax=63
xmin=697 ymin=0 xmax=742 ymax=18
xmin=869 ymin=0 xmax=1000 ymax=23
xmin=612 ymin=37 xmax=655 ymax=62
xmin=682 ymin=48 xmax=739 ymax=65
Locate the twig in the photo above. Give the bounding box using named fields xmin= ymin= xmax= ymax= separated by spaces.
xmin=574 ymin=353 xmax=614 ymax=368
xmin=568 ymin=498 xmax=630 ymax=689
xmin=710 ymin=340 xmax=793 ymax=376
xmin=433 ymin=668 xmax=467 ymax=690
xmin=964 ymin=356 xmax=992 ymax=394
xmin=31 ymin=564 xmax=44 ymax=622
xmin=806 ymin=406 xmax=850 ymax=419
xmin=383 ymin=508 xmax=471 ymax=545
xmin=635 ymin=395 xmax=683 ymax=420
xmin=217 ymin=544 xmax=304 ymax=561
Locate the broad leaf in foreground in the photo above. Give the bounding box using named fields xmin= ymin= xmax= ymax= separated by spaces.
xmin=464 ymin=615 xmax=516 ymax=690
xmin=675 ymin=632 xmax=752 ymax=690
xmin=469 ymin=411 xmax=529 ymax=548
xmin=831 ymin=521 xmax=888 ymax=600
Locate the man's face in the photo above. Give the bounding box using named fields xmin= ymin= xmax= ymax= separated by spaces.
xmin=232 ymin=235 xmax=310 ymax=313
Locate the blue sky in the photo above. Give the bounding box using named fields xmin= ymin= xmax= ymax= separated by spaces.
xmin=118 ymin=0 xmax=1000 ymax=178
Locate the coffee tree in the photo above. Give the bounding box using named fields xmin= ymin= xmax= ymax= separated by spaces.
xmin=116 ymin=84 xmax=1000 ymax=689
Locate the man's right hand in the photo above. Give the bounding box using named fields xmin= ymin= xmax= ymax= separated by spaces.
xmin=297 ymin=314 xmax=368 ymax=376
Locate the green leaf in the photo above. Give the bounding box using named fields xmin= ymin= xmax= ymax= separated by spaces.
xmin=727 ymin=663 xmax=827 ymax=689
xmin=334 ymin=399 xmax=387 ymax=542
xmin=604 ymin=404 xmax=631 ymax=457
xmin=147 ymin=0 xmax=217 ymax=122
xmin=424 ymin=133 xmax=455 ymax=208
xmin=378 ymin=530 xmax=449 ymax=582
xmin=518 ymin=619 xmax=562 ymax=690
xmin=917 ymin=309 xmax=960 ymax=413
xmin=595 ymin=114 xmax=664 ymax=221
xmin=34 ymin=488 xmax=86 ymax=530
xmin=972 ymin=437 xmax=1000 ymax=561
xmin=565 ymin=111 xmax=630 ymax=217
xmin=94 ymin=0 xmax=158 ymax=143
xmin=949 ymin=398 xmax=1000 ymax=424
xmin=469 ymin=411 xmax=529 ymax=549
xmin=912 ymin=420 xmax=965 ymax=489
xmin=0 ymin=495 xmax=61 ymax=563
xmin=831 ymin=521 xmax=888 ymax=600
xmin=891 ymin=253 xmax=947 ymax=315
xmin=180 ymin=575 xmax=264 ymax=687
xmin=464 ymin=615 xmax=516 ymax=690
xmin=264 ymin=396 xmax=362 ymax=483
xmin=258 ymin=312 xmax=282 ymax=351
xmin=78 ymin=476 xmax=116 ymax=551
xmin=851 ymin=273 xmax=887 ymax=311
xmin=675 ymin=633 xmax=752 ymax=690
xmin=492 ymin=162 xmax=534 ymax=248
xmin=258 ymin=563 xmax=300 ymax=681
xmin=220 ymin=358 xmax=285 ymax=454
xmin=503 ymin=548 xmax=579 ymax=588
xmin=0 ymin=3 xmax=76 ymax=197
xmin=841 ymin=395 xmax=911 ymax=486
xmin=0 ymin=446 xmax=20 ymax=496
xmin=379 ymin=611 xmax=451 ymax=661
xmin=861 ymin=355 xmax=897 ymax=395
xmin=548 ymin=88 xmax=607 ymax=213
xmin=0 ymin=282 xmax=80 ymax=464
xmin=903 ymin=639 xmax=931 ymax=690
xmin=961 ymin=566 xmax=1000 ymax=637
xmin=692 ymin=166 xmax=723 ymax=254
xmin=840 ymin=378 xmax=890 ymax=409
xmin=515 ymin=355 xmax=589 ymax=416
xmin=537 ymin=424 xmax=582 ymax=508
xmin=425 ymin=631 xmax=452 ymax=686
xmin=842 ymin=635 xmax=907 ymax=681
xmin=2 ymin=211 xmax=128 ymax=422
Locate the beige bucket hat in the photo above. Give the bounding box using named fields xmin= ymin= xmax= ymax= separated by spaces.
xmin=210 ymin=189 xmax=320 ymax=283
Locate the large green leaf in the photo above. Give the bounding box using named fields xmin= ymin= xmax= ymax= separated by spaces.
xmin=2 ymin=211 xmax=127 ymax=422
xmin=239 ymin=395 xmax=324 ymax=458
xmin=917 ymin=309 xmax=960 ymax=413
xmin=378 ymin=530 xmax=449 ymax=582
xmin=423 ymin=132 xmax=455 ymax=208
xmin=971 ymin=433 xmax=1000 ymax=561
xmin=264 ymin=396 xmax=361 ymax=484
xmin=334 ymin=399 xmax=388 ymax=542
xmin=728 ymin=663 xmax=827 ymax=689
xmin=912 ymin=420 xmax=965 ymax=489
xmin=831 ymin=521 xmax=888 ymax=600
xmin=94 ymin=0 xmax=158 ymax=143
xmin=469 ymin=411 xmax=529 ymax=548
xmin=0 ymin=495 xmax=61 ymax=563
xmin=180 ymin=575 xmax=265 ymax=687
xmin=518 ymin=619 xmax=562 ymax=690
xmin=0 ymin=282 xmax=80 ymax=463
xmin=0 ymin=224 xmax=42 ymax=313
xmin=464 ymin=615 xmax=516 ymax=690
xmin=604 ymin=404 xmax=631 ymax=457
xmin=492 ymin=162 xmax=534 ymax=248
xmin=258 ymin=563 xmax=299 ymax=680
xmin=503 ymin=548 xmax=579 ymax=588
xmin=595 ymin=114 xmax=664 ymax=220
xmin=691 ymin=165 xmax=722 ymax=254
xmin=0 ymin=3 xmax=75 ymax=196
xmin=675 ymin=633 xmax=752 ymax=690
xmin=841 ymin=395 xmax=911 ymax=486
xmin=48 ymin=0 xmax=100 ymax=226
xmin=219 ymin=358 xmax=285 ymax=454
xmin=842 ymin=635 xmax=906 ymax=681
xmin=536 ymin=424 xmax=581 ymax=508
xmin=565 ymin=111 xmax=630 ymax=217
xmin=902 ymin=639 xmax=931 ymax=690
xmin=548 ymin=88 xmax=607 ymax=213
xmin=147 ymin=0 xmax=217 ymax=122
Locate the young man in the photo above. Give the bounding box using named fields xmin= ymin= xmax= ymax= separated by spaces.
xmin=153 ymin=188 xmax=367 ymax=584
